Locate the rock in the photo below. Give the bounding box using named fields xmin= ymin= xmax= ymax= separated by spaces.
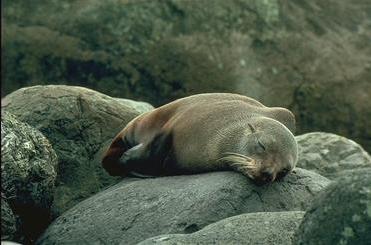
xmin=1 ymin=196 xmax=17 ymax=241
xmin=293 ymin=168 xmax=371 ymax=245
xmin=3 ymin=0 xmax=371 ymax=153
xmin=2 ymin=85 xmax=154 ymax=217
xmin=296 ymin=132 xmax=371 ymax=179
xmin=1 ymin=112 xmax=58 ymax=243
xmin=37 ymin=169 xmax=330 ymax=245
xmin=292 ymin=82 xmax=371 ymax=155
xmin=1 ymin=242 xmax=23 ymax=245
xmin=139 ymin=211 xmax=305 ymax=245
xmin=115 ymin=98 xmax=154 ymax=115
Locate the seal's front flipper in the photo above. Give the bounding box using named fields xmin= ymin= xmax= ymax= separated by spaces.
xmin=119 ymin=143 xmax=158 ymax=178
xmin=119 ymin=130 xmax=173 ymax=175
xmin=147 ymin=130 xmax=173 ymax=159
xmin=120 ymin=143 xmax=145 ymax=163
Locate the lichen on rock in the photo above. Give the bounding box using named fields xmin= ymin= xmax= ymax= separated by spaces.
xmin=1 ymin=195 xmax=17 ymax=241
xmin=293 ymin=168 xmax=371 ymax=245
xmin=1 ymin=111 xmax=58 ymax=243
xmin=296 ymin=132 xmax=371 ymax=179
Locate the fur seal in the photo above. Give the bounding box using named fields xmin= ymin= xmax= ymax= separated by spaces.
xmin=102 ymin=93 xmax=298 ymax=185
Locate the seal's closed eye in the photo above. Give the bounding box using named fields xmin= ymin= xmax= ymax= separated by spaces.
xmin=248 ymin=123 xmax=256 ymax=133
xmin=257 ymin=140 xmax=266 ymax=151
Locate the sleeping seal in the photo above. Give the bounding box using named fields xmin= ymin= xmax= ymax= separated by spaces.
xmin=102 ymin=93 xmax=298 ymax=185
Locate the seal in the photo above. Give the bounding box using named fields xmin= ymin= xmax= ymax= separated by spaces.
xmin=102 ymin=93 xmax=298 ymax=185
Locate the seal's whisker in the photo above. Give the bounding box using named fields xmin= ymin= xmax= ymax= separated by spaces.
xmin=219 ymin=156 xmax=245 ymax=164
xmin=223 ymin=152 xmax=253 ymax=161
xmin=218 ymin=153 xmax=259 ymax=174
xmin=233 ymin=164 xmax=255 ymax=171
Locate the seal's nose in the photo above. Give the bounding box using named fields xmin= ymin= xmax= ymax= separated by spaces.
xmin=261 ymin=170 xmax=274 ymax=182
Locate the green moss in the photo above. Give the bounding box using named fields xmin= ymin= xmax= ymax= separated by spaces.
xmin=255 ymin=0 xmax=280 ymax=25
xmin=341 ymin=226 xmax=354 ymax=238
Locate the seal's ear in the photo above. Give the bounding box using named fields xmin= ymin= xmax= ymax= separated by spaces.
xmin=248 ymin=123 xmax=256 ymax=133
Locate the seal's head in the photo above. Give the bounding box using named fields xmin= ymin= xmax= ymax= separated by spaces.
xmin=220 ymin=117 xmax=298 ymax=185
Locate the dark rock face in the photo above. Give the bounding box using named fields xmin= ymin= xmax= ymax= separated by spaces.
xmin=1 ymin=112 xmax=58 ymax=243
xmin=139 ymin=211 xmax=305 ymax=245
xmin=2 ymin=85 xmax=154 ymax=217
xmin=3 ymin=0 xmax=371 ymax=152
xmin=37 ymin=169 xmax=329 ymax=245
xmin=293 ymin=168 xmax=371 ymax=245
xmin=296 ymin=132 xmax=371 ymax=179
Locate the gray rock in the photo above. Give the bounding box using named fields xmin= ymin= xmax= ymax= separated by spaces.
xmin=1 ymin=196 xmax=17 ymax=241
xmin=293 ymin=168 xmax=371 ymax=245
xmin=296 ymin=132 xmax=371 ymax=179
xmin=37 ymin=169 xmax=330 ymax=245
xmin=139 ymin=211 xmax=305 ymax=245
xmin=1 ymin=111 xmax=58 ymax=243
xmin=115 ymin=98 xmax=154 ymax=115
xmin=2 ymin=85 xmax=154 ymax=217
xmin=1 ymin=242 xmax=23 ymax=245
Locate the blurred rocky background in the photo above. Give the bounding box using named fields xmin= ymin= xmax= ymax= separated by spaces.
xmin=2 ymin=1 xmax=371 ymax=244
xmin=2 ymin=0 xmax=371 ymax=152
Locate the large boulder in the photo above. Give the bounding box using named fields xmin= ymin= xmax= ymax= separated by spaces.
xmin=3 ymin=0 xmax=371 ymax=152
xmin=1 ymin=85 xmax=154 ymax=217
xmin=296 ymin=132 xmax=371 ymax=179
xmin=37 ymin=169 xmax=330 ymax=245
xmin=1 ymin=112 xmax=58 ymax=243
xmin=293 ymin=168 xmax=371 ymax=245
xmin=139 ymin=211 xmax=305 ymax=245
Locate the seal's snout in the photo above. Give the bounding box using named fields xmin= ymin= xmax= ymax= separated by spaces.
xmin=253 ymin=169 xmax=275 ymax=186
xmin=260 ymin=170 xmax=275 ymax=183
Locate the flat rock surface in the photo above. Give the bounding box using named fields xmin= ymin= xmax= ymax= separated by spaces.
xmin=139 ymin=211 xmax=305 ymax=245
xmin=296 ymin=132 xmax=371 ymax=179
xmin=293 ymin=168 xmax=371 ymax=245
xmin=2 ymin=85 xmax=154 ymax=217
xmin=37 ymin=169 xmax=329 ymax=245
